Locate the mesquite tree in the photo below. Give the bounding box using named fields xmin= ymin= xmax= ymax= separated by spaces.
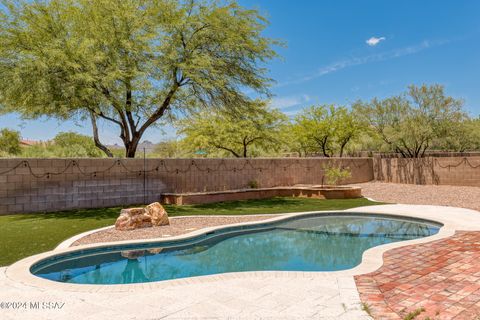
xmin=291 ymin=105 xmax=364 ymax=157
xmin=178 ymin=102 xmax=287 ymax=157
xmin=0 ymin=0 xmax=278 ymax=157
xmin=353 ymin=84 xmax=466 ymax=158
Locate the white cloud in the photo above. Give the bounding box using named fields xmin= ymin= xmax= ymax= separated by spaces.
xmin=366 ymin=36 xmax=386 ymax=46
xmin=276 ymin=39 xmax=451 ymax=88
xmin=270 ymin=94 xmax=311 ymax=109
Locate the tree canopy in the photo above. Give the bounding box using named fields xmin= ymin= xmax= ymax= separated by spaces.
xmin=178 ymin=102 xmax=287 ymax=157
xmin=353 ymin=84 xmax=466 ymax=158
xmin=433 ymin=117 xmax=480 ymax=152
xmin=0 ymin=0 xmax=278 ymax=157
xmin=289 ymin=105 xmax=364 ymax=157
xmin=149 ymin=139 xmax=190 ymax=158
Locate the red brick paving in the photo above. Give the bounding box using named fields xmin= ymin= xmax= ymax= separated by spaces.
xmin=355 ymin=231 xmax=480 ymax=320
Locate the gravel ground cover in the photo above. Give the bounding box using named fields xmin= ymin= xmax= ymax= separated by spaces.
xmin=73 ymin=215 xmax=276 ymax=246
xmin=357 ymin=182 xmax=480 ymax=211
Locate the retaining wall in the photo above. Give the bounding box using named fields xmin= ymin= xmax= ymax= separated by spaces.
xmin=0 ymin=158 xmax=373 ymax=214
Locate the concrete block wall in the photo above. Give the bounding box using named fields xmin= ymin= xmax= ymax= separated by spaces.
xmin=373 ymin=157 xmax=480 ymax=186
xmin=0 ymin=157 xmax=373 ymax=214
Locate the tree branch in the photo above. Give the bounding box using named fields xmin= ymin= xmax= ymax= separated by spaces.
xmin=94 ymin=85 xmax=131 ymax=143
xmin=214 ymin=144 xmax=241 ymax=158
xmin=137 ymin=82 xmax=180 ymax=137
xmin=125 ymin=79 xmax=137 ymax=136
xmin=89 ymin=112 xmax=113 ymax=157
xmin=245 ymin=136 xmax=264 ymax=146
xmin=85 ymin=106 xmax=123 ymax=127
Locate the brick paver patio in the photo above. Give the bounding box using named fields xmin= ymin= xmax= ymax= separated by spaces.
xmin=355 ymin=231 xmax=480 ymax=320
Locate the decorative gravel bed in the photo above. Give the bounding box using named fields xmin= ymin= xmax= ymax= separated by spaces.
xmin=73 ymin=215 xmax=279 ymax=246
xmin=357 ymin=181 xmax=480 ymax=211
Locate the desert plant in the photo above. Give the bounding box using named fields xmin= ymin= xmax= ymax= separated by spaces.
xmin=0 ymin=128 xmax=21 ymax=155
xmin=0 ymin=0 xmax=278 ymax=157
xmin=353 ymin=84 xmax=467 ymax=157
xmin=247 ymin=180 xmax=259 ymax=189
xmin=323 ymin=165 xmax=351 ymax=185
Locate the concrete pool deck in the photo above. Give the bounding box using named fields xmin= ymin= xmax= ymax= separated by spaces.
xmin=2 ymin=204 xmax=480 ymax=319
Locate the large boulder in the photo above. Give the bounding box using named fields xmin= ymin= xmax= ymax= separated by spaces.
xmin=115 ymin=207 xmax=152 ymax=231
xmin=145 ymin=202 xmax=170 ymax=226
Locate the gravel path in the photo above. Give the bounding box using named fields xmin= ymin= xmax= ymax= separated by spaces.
xmin=73 ymin=215 xmax=279 ymax=246
xmin=357 ymin=181 xmax=480 ymax=211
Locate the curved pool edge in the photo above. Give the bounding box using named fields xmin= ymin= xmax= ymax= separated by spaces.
xmin=54 ymin=213 xmax=286 ymax=250
xmin=6 ymin=204 xmax=480 ymax=293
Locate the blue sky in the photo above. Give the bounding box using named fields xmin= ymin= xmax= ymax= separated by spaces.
xmin=1 ymin=0 xmax=479 ymax=143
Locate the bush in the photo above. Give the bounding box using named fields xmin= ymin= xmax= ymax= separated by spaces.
xmin=21 ymin=132 xmax=104 ymax=158
xmin=247 ymin=180 xmax=259 ymax=189
xmin=323 ymin=165 xmax=351 ymax=185
xmin=0 ymin=128 xmax=21 ymax=155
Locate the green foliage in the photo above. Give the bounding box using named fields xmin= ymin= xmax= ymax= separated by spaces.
xmin=434 ymin=117 xmax=480 ymax=152
xmin=21 ymin=132 xmax=104 ymax=158
xmin=53 ymin=132 xmax=105 ymax=157
xmin=0 ymin=0 xmax=279 ymax=157
xmin=403 ymin=307 xmax=425 ymax=320
xmin=281 ymin=123 xmax=315 ymax=157
xmin=353 ymin=84 xmax=467 ymax=157
xmin=247 ymin=180 xmax=259 ymax=189
xmin=290 ymin=105 xmax=364 ymax=157
xmin=0 ymin=128 xmax=21 ymax=155
xmin=323 ymin=165 xmax=351 ymax=185
xmin=178 ymin=102 xmax=288 ymax=157
xmin=148 ymin=139 xmax=191 ymax=158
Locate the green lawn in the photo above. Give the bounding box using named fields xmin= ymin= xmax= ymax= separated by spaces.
xmin=0 ymin=197 xmax=382 ymax=267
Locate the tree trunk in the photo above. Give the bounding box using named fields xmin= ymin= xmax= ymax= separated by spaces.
xmin=125 ymin=133 xmax=141 ymax=158
xmin=90 ymin=112 xmax=113 ymax=157
xmin=243 ymin=136 xmax=248 ymax=158
xmin=91 ymin=82 xmax=180 ymax=158
xmin=340 ymin=137 xmax=351 ymax=158
xmin=320 ymin=136 xmax=330 ymax=157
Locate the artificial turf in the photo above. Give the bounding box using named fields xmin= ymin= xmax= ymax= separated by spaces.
xmin=0 ymin=197 xmax=382 ymax=266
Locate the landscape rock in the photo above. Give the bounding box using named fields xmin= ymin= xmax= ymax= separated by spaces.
xmin=121 ymin=250 xmax=146 ymax=259
xmin=145 ymin=202 xmax=170 ymax=226
xmin=148 ymin=248 xmax=163 ymax=255
xmin=115 ymin=207 xmax=152 ymax=231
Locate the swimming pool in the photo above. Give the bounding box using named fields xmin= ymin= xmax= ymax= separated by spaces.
xmin=31 ymin=213 xmax=441 ymax=285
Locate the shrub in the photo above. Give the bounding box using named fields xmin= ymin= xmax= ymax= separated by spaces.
xmin=21 ymin=132 xmax=104 ymax=158
xmin=323 ymin=165 xmax=351 ymax=185
xmin=0 ymin=128 xmax=21 ymax=155
xmin=247 ymin=180 xmax=259 ymax=189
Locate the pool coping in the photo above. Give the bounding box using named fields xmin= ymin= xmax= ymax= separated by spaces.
xmin=5 ymin=204 xmax=480 ymax=293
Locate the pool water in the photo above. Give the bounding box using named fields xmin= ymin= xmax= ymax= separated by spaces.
xmin=31 ymin=214 xmax=440 ymax=284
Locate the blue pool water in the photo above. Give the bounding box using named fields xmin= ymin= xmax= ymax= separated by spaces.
xmin=31 ymin=214 xmax=441 ymax=284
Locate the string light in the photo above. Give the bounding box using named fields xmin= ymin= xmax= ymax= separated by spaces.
xmin=0 ymin=158 xmax=373 ymax=179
